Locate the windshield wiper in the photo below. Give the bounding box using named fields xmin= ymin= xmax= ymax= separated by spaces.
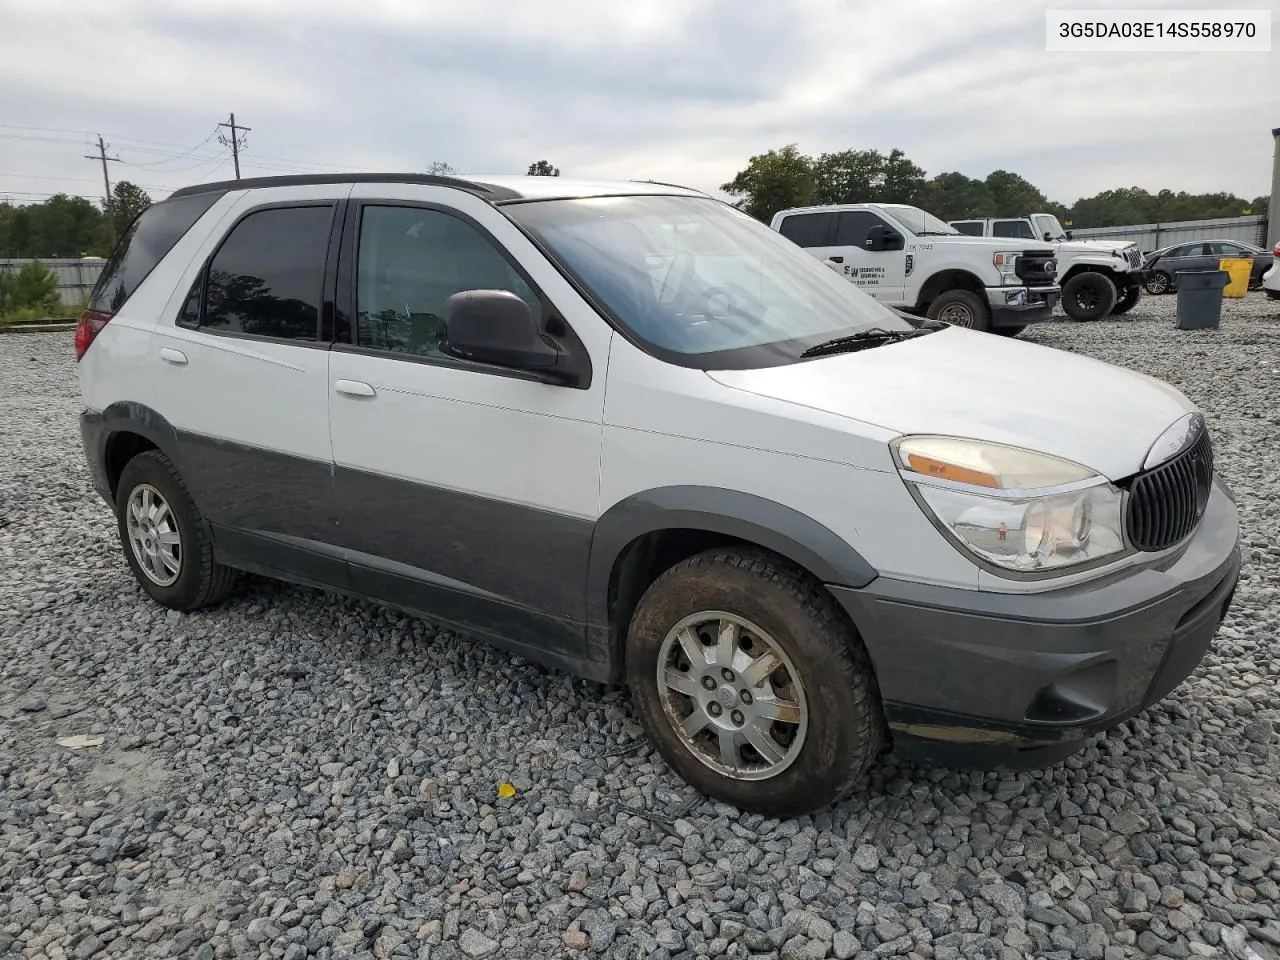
xmin=800 ymin=326 xmax=934 ymax=358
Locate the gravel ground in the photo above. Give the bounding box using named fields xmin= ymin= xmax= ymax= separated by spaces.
xmin=2 ymin=291 xmax=1279 ymax=960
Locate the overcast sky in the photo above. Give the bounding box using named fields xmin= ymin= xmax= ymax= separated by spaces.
xmin=1 ymin=0 xmax=1275 ymax=209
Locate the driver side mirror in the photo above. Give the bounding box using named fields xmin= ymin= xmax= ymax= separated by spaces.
xmin=440 ymin=290 xmax=562 ymax=375
xmin=1064 ymin=230 xmax=1073 ymax=240
xmin=865 ymin=225 xmax=904 ymax=252
xmin=1043 ymin=231 xmax=1054 ymax=242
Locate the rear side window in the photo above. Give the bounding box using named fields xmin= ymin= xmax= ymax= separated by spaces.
xmin=777 ymin=212 xmax=834 ymax=248
xmin=992 ymin=220 xmax=1034 ymax=239
xmin=90 ymin=192 xmax=222 ymax=314
xmin=201 ymin=205 xmax=333 ymax=341
xmin=952 ymin=221 xmax=984 ymax=236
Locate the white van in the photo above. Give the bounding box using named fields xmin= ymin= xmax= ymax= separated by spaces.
xmin=77 ymin=174 xmax=1240 ymax=816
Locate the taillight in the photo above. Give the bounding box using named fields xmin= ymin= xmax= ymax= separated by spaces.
xmin=75 ymin=309 xmax=113 ymax=360
xmin=1273 ymin=241 xmax=1280 ymax=258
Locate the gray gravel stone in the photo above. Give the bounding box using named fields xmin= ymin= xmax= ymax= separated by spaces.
xmin=2 ymin=300 xmax=1279 ymax=958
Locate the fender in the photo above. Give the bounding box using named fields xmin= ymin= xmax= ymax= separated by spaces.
xmin=81 ymin=402 xmax=185 ymax=503
xmin=586 ymin=485 xmax=879 ymax=633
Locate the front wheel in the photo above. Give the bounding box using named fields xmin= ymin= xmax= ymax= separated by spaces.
xmin=1111 ymin=284 xmax=1142 ymax=315
xmin=1144 ymin=271 xmax=1172 ymax=295
xmin=1062 ymin=272 xmax=1118 ymax=321
xmin=926 ymin=289 xmax=991 ymax=332
xmin=625 ymin=549 xmax=883 ymax=817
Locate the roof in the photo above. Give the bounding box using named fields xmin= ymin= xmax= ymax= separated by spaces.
xmin=166 ymin=172 xmax=709 ymax=204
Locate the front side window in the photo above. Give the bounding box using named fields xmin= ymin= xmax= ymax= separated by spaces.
xmin=777 ymin=212 xmax=834 ymax=248
xmin=356 ymin=206 xmax=540 ymax=358
xmin=1032 ymin=214 xmax=1067 ymax=240
xmin=992 ymin=220 xmax=1035 ymax=239
xmin=202 ymin=205 xmax=333 ymax=340
xmin=505 ymin=195 xmax=910 ymax=368
xmin=834 ymin=211 xmax=883 ymax=247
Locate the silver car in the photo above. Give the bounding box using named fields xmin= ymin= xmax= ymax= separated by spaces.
xmin=1143 ymin=239 xmax=1274 ymax=294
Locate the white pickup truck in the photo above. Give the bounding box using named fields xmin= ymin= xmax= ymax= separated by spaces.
xmin=949 ymin=214 xmax=1146 ymax=321
xmin=770 ymin=203 xmax=1060 ymax=335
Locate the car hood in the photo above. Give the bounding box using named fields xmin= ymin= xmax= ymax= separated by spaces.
xmin=1059 ymin=239 xmax=1136 ymax=257
xmin=925 ymin=236 xmax=1056 ymax=253
xmin=707 ymin=327 xmax=1196 ymax=481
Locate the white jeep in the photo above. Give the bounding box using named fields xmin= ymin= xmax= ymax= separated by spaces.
xmin=770 ymin=203 xmax=1060 ymax=336
xmin=950 ymin=214 xmax=1146 ymax=321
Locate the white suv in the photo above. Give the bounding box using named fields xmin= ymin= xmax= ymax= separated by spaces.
xmin=77 ymin=174 xmax=1241 ymax=816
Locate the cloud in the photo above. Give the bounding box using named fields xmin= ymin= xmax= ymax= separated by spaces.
xmin=0 ymin=0 xmax=1274 ymax=208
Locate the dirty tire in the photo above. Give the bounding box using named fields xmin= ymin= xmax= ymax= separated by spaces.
xmin=1144 ymin=270 xmax=1172 ymax=295
xmin=993 ymin=324 xmax=1026 ymax=338
xmin=926 ymin=289 xmax=990 ymax=332
xmin=625 ymin=548 xmax=883 ymax=817
xmin=116 ymin=450 xmax=235 ymax=610
xmin=1110 ymin=284 xmax=1141 ymax=316
xmin=1062 ymin=272 xmax=1118 ymax=321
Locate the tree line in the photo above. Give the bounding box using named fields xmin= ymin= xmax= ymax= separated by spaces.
xmin=0 ymin=181 xmax=153 ymax=259
xmin=721 ymin=144 xmax=1269 ymax=229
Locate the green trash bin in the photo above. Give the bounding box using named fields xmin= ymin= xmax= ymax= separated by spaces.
xmin=1174 ymin=269 xmax=1229 ymax=330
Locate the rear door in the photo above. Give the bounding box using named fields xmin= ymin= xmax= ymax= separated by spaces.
xmin=149 ymin=185 xmax=349 ymax=583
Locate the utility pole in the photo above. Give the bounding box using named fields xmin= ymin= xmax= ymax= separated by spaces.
xmin=217 ymin=112 xmax=251 ymax=180
xmin=83 ymin=134 xmax=121 ymax=208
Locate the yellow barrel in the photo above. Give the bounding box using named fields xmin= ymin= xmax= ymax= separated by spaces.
xmin=1219 ymin=258 xmax=1252 ymax=298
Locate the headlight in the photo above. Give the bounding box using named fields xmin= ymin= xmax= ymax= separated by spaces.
xmin=894 ymin=436 xmax=1128 ymax=575
xmin=992 ymin=252 xmax=1021 ymax=286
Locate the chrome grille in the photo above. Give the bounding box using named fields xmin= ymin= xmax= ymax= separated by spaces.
xmin=1126 ymin=248 xmax=1142 ymax=268
xmin=1125 ymin=429 xmax=1213 ymax=551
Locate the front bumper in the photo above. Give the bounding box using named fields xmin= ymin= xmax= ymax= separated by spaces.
xmin=985 ymin=285 xmax=1059 ymax=327
xmin=830 ymin=478 xmax=1241 ymax=769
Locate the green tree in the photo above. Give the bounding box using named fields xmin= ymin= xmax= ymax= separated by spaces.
xmin=812 ymin=149 xmax=884 ymax=205
xmin=426 ymin=161 xmax=457 ymax=175
xmin=106 ymin=181 xmax=153 ymax=236
xmin=526 ymin=160 xmax=560 ymax=177
xmin=881 ymin=149 xmax=928 ymax=205
xmin=984 ymin=170 xmax=1049 ymax=217
xmin=720 ymin=144 xmax=815 ymax=223
xmin=0 ymin=260 xmax=60 ymax=314
xmin=920 ymin=172 xmax=995 ymax=221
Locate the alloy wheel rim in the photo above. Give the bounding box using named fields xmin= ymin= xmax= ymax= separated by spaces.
xmin=656 ymin=611 xmax=808 ymax=781
xmin=1149 ymin=273 xmax=1169 ymax=293
xmin=126 ymin=484 xmax=182 ymax=586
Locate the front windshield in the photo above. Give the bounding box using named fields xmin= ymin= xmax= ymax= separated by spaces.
xmin=505 ymin=195 xmax=911 ymax=366
xmin=1033 ymin=214 xmax=1067 ymax=240
xmin=881 ymin=206 xmax=959 ymax=236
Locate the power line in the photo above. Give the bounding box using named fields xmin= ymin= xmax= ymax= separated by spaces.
xmin=217 ymin=113 xmax=251 ymax=180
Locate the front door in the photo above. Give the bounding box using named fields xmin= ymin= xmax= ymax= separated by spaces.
xmin=325 ymin=186 xmax=610 ymax=659
xmin=817 ymin=211 xmax=907 ymax=304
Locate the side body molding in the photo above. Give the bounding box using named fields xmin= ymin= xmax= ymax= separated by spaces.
xmin=82 ymin=402 xmax=187 ymax=503
xmin=586 ymin=486 xmax=880 ymax=671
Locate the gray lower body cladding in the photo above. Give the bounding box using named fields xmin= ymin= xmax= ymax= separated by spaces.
xmin=830 ymin=479 xmax=1241 ymax=767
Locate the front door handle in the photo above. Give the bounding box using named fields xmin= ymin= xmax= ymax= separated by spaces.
xmin=334 ymin=379 xmax=376 ymax=398
xmin=159 ymin=347 xmax=188 ymax=365
xmin=828 ymin=256 xmax=844 ymax=263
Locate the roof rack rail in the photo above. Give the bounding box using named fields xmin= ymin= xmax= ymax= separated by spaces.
xmin=167 ymin=173 xmax=523 ymax=202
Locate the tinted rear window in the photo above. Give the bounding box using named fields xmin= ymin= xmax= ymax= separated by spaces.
xmin=90 ymin=192 xmax=223 ymax=313
xmin=777 ymin=212 xmax=835 ymax=248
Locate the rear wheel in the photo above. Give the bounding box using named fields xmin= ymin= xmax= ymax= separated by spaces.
xmin=1111 ymin=284 xmax=1142 ymax=315
xmin=116 ymin=450 xmax=235 ymax=610
xmin=1062 ymin=272 xmax=1117 ymax=321
xmin=1144 ymin=270 xmax=1172 ymax=295
xmin=926 ymin=290 xmax=990 ymax=332
xmin=626 ymin=548 xmax=883 ymax=817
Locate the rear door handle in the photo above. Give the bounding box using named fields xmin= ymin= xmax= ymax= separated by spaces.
xmin=159 ymin=347 xmax=188 ymax=365
xmin=334 ymin=379 xmax=376 ymax=398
